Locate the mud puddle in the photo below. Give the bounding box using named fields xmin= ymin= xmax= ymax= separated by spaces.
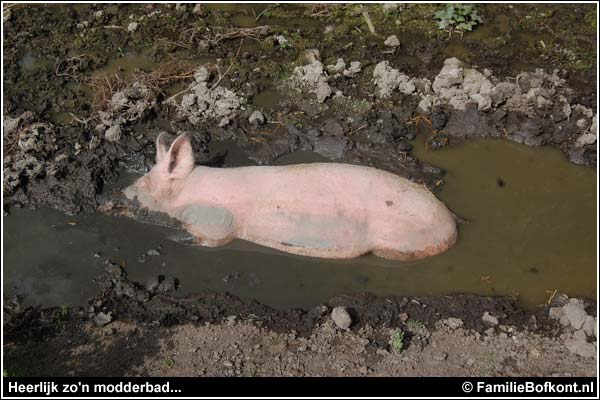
xmin=412 ymin=137 xmax=597 ymax=308
xmin=4 ymin=137 xmax=596 ymax=310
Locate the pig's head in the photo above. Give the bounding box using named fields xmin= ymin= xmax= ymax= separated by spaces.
xmin=124 ymin=132 xmax=195 ymax=212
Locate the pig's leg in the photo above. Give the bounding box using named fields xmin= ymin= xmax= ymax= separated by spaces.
xmin=372 ymin=229 xmax=458 ymax=261
xmin=372 ymin=248 xmax=415 ymax=261
xmin=180 ymin=205 xmax=237 ymax=248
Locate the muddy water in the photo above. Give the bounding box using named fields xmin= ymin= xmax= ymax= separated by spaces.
xmin=411 ymin=139 xmax=596 ymax=307
xmin=4 ymin=138 xmax=596 ymax=310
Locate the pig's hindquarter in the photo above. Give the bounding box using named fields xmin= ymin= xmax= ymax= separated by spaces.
xmin=176 ymin=164 xmax=456 ymax=259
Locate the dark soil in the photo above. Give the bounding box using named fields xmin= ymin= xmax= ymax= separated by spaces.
xmin=2 ymin=3 xmax=597 ymax=378
xmin=4 ymin=264 xmax=596 ymax=377
xmin=3 ymin=263 xmax=574 ymax=342
xmin=3 ymin=3 xmax=596 ymax=214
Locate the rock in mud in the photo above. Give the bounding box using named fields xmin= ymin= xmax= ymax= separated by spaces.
xmin=431 ymin=58 xmax=493 ymax=111
xmin=95 ymin=82 xmax=155 ymax=139
xmin=343 ymin=61 xmax=362 ymax=78
xmin=94 ymin=312 xmax=112 ymax=327
xmin=127 ymin=22 xmax=138 ymax=32
xmin=146 ymin=276 xmax=161 ymax=291
xmin=288 ymin=56 xmax=332 ymax=103
xmin=575 ymin=114 xmax=597 ymax=148
xmin=156 ymin=276 xmax=178 ymax=294
xmin=146 ymin=248 xmax=160 ymax=256
xmin=564 ymin=331 xmax=596 ymax=358
xmin=3 ymin=115 xmax=21 ymax=134
xmin=442 ymin=317 xmax=464 ymax=330
xmin=275 ymin=35 xmax=289 ymax=47
xmin=3 ymin=119 xmax=56 ymax=195
xmin=192 ymin=4 xmax=205 ymax=15
xmin=249 ymin=110 xmax=265 ymax=126
xmin=176 ymin=66 xmax=243 ymax=126
xmin=384 ymin=35 xmax=400 ymax=47
xmin=372 ymin=61 xmax=415 ymax=98
xmin=562 ymin=300 xmax=588 ymax=330
xmin=313 ymin=135 xmax=349 ymax=159
xmin=327 ymin=58 xmax=346 ymax=74
xmin=582 ymin=316 xmax=596 ymax=337
xmin=549 ymin=306 xmax=564 ymax=321
xmin=104 ymin=123 xmax=122 ymax=142
xmin=482 ymin=312 xmax=499 ymax=327
xmin=321 ymin=118 xmax=345 ymax=136
xmin=417 ymin=96 xmax=433 ymax=114
xmin=332 ymin=306 xmax=352 ymax=330
xmin=382 ymin=3 xmax=402 ymax=13
xmin=327 ymin=59 xmax=362 ymax=79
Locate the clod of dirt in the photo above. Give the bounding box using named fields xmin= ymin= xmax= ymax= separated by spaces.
xmin=441 ymin=317 xmax=464 ymax=330
xmin=582 ymin=316 xmax=596 ymax=337
xmin=288 ymin=53 xmax=332 ymax=103
xmin=384 ymin=35 xmax=400 ymax=48
xmin=409 ymin=58 xmax=596 ymax=165
xmin=175 ymin=66 xmax=243 ymax=127
xmin=564 ymin=331 xmax=596 ymax=358
xmin=382 ymin=3 xmax=402 ymax=13
xmin=331 ymin=306 xmax=352 ymax=330
xmin=146 ymin=248 xmax=160 ymax=256
xmin=575 ymin=114 xmax=597 ymax=148
xmin=94 ymin=312 xmax=112 ymax=327
xmin=327 ymin=58 xmax=362 ymax=79
xmin=146 ymin=276 xmax=161 ymax=292
xmin=482 ymin=311 xmax=499 ymax=327
xmin=249 ymin=110 xmax=265 ymax=126
xmin=95 ymin=82 xmax=156 ymax=142
xmin=156 ymin=276 xmax=178 ymax=294
xmin=344 ymin=61 xmax=362 ymax=78
xmin=127 ymin=22 xmax=138 ymax=32
xmin=547 ymin=296 xmax=596 ymax=358
xmin=372 ymin=61 xmax=416 ymax=98
xmin=3 ymin=117 xmax=56 ymax=195
xmin=563 ymin=300 xmax=588 ymax=330
xmin=104 ymin=124 xmax=122 ymax=143
xmin=432 ymin=57 xmax=493 ymax=111
xmin=3 ymin=115 xmax=22 ymax=134
xmin=327 ymin=58 xmax=346 ymax=74
xmin=550 ymin=298 xmax=588 ymax=330
xmin=275 ymin=35 xmax=289 ymax=47
xmin=504 ymin=69 xmax=573 ymax=119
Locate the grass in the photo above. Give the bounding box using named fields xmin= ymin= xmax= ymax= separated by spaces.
xmin=390 ymin=330 xmax=405 ymax=353
xmin=53 ymin=304 xmax=69 ymax=328
xmin=406 ymin=319 xmax=425 ymax=331
xmin=163 ymin=359 xmax=175 ymax=367
xmin=3 ymin=368 xmax=20 ymax=377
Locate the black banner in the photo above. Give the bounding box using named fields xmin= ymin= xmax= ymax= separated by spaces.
xmin=2 ymin=377 xmax=597 ymax=398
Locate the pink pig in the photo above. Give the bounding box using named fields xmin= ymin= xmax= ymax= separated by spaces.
xmin=124 ymin=133 xmax=458 ymax=260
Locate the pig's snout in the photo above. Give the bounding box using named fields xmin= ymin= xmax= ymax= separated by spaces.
xmin=123 ymin=182 xmax=139 ymax=201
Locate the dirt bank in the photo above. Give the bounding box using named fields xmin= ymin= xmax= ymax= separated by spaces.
xmin=3 ymin=264 xmax=597 ymax=376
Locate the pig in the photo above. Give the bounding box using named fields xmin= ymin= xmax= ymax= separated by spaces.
xmin=124 ymin=133 xmax=458 ymax=260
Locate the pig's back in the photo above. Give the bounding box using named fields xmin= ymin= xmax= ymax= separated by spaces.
xmin=204 ymin=162 xmax=418 ymax=206
xmin=187 ymin=163 xmax=456 ymax=258
xmin=202 ymin=164 xmax=449 ymax=252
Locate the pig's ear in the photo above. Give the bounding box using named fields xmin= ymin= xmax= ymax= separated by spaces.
xmin=166 ymin=133 xmax=195 ymax=179
xmin=156 ymin=133 xmax=168 ymax=164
